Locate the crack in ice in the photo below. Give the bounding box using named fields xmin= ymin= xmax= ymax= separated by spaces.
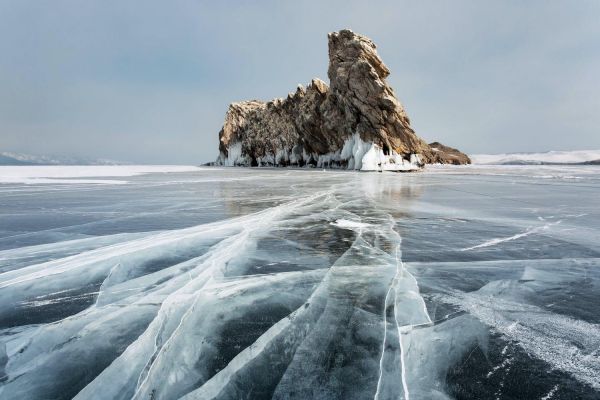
xmin=461 ymin=220 xmax=562 ymax=251
xmin=375 ymin=214 xmax=432 ymax=400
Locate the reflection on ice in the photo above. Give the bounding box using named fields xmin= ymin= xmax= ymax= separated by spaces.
xmin=0 ymin=165 xmax=599 ymax=399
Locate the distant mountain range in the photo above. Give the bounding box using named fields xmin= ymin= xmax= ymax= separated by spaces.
xmin=470 ymin=150 xmax=600 ymax=165
xmin=0 ymin=152 xmax=126 ymax=166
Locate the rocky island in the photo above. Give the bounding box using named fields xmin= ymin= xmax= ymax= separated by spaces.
xmin=216 ymin=29 xmax=470 ymax=171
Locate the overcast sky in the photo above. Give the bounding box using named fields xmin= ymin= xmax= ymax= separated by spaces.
xmin=1 ymin=1 xmax=599 ymax=164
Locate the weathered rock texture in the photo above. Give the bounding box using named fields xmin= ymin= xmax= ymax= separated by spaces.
xmin=427 ymin=142 xmax=472 ymax=165
xmin=216 ymin=29 xmax=469 ymax=170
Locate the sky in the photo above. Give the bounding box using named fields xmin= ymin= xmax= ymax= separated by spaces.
xmin=1 ymin=1 xmax=599 ymax=164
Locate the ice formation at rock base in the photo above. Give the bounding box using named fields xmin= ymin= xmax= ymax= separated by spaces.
xmin=221 ymin=134 xmax=423 ymax=172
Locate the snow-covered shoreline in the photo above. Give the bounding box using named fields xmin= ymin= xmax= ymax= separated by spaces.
xmin=471 ymin=150 xmax=600 ymax=165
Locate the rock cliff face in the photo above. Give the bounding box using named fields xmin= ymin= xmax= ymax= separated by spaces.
xmin=216 ymin=29 xmax=469 ymax=171
xmin=427 ymin=142 xmax=472 ymax=165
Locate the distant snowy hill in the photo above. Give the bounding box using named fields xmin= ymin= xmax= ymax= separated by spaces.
xmin=471 ymin=150 xmax=600 ymax=165
xmin=0 ymin=152 xmax=126 ymax=166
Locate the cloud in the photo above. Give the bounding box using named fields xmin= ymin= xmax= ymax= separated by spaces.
xmin=1 ymin=0 xmax=599 ymax=163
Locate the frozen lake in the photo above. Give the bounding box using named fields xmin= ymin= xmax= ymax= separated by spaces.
xmin=0 ymin=165 xmax=599 ymax=399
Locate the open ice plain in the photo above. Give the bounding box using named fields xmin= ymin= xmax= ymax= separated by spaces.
xmin=0 ymin=165 xmax=599 ymax=400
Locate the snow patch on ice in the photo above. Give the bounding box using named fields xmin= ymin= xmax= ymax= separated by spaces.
xmin=0 ymin=165 xmax=202 ymax=184
xmin=331 ymin=219 xmax=372 ymax=230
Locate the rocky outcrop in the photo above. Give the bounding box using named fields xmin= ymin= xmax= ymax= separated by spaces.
xmin=216 ymin=29 xmax=469 ymax=171
xmin=425 ymin=142 xmax=472 ymax=165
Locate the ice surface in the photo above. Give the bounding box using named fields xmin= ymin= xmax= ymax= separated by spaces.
xmin=0 ymin=165 xmax=599 ymax=399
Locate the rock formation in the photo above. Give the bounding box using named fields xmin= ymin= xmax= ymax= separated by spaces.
xmin=427 ymin=142 xmax=472 ymax=165
xmin=216 ymin=29 xmax=469 ymax=171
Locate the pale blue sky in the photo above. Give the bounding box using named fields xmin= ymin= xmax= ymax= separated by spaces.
xmin=1 ymin=1 xmax=599 ymax=164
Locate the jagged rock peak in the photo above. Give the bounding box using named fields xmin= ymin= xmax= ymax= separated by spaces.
xmin=324 ymin=29 xmax=429 ymax=156
xmin=327 ymin=29 xmax=390 ymax=81
xmin=216 ymin=29 xmax=469 ymax=171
